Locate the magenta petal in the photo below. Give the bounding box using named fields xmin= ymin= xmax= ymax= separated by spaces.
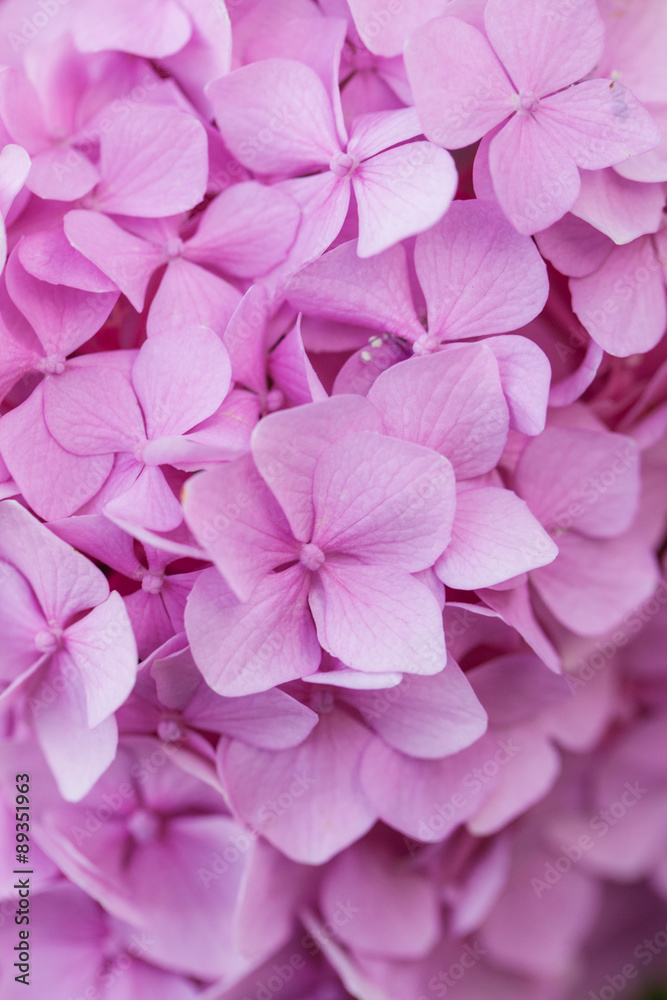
xmin=369 ymin=344 xmax=510 ymax=477
xmin=132 ymin=325 xmax=231 ymax=438
xmin=185 ymin=566 xmax=320 ymax=696
xmin=96 ymin=106 xmax=208 ymax=217
xmin=218 ymin=707 xmax=376 ymax=863
xmin=182 ymin=455 xmax=298 ymax=601
xmin=436 ymin=487 xmax=558 ymax=590
xmin=312 ymin=431 xmax=456 ymax=569
xmin=251 ymin=396 xmax=383 ymax=543
xmin=309 ymin=561 xmax=446 ymax=675
xmin=414 ymin=199 xmax=549 ymax=339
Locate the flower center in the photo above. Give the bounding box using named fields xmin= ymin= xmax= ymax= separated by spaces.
xmin=158 ymin=717 xmax=183 ymax=743
xmin=141 ymin=571 xmax=164 ymax=594
xmin=329 ymin=151 xmax=356 ymax=178
xmin=300 ymin=542 xmax=325 ymax=572
xmin=412 ymin=333 xmax=440 ymax=356
xmin=515 ymin=90 xmax=540 ymax=114
xmin=126 ymin=808 xmax=161 ymax=844
xmin=38 ymin=355 xmax=66 ymax=376
xmin=165 ymin=236 xmax=184 ymax=259
xmin=34 ymin=628 xmax=62 ymax=653
xmin=265 ymin=388 xmax=284 ymax=412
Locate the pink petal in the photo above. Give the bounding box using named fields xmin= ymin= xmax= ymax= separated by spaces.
xmin=347 ymin=107 xmax=424 ymax=161
xmin=484 ymin=0 xmax=605 ymax=95
xmin=27 ymin=145 xmax=100 ymax=202
xmin=95 ymin=106 xmax=208 ymax=217
xmin=251 ymin=396 xmax=383 ymax=543
xmin=5 ymin=250 xmax=118 ymax=357
xmin=132 ymin=325 xmax=231 ymax=438
xmin=186 ymin=684 xmax=318 ymax=750
xmin=535 ymin=212 xmax=614 ymax=278
xmin=0 ymin=387 xmax=114 ymax=521
xmin=185 ymin=181 xmax=301 ymax=277
xmin=515 ymin=426 xmax=641 ymax=537
xmin=530 ymin=529 xmax=659 ymax=636
xmin=348 ymin=656 xmax=487 ymax=758
xmin=489 ymin=113 xmax=581 ymax=234
xmin=31 ymin=668 xmax=118 ymax=801
xmin=64 ymin=210 xmax=162 ymax=310
xmin=414 ymin=199 xmax=549 ymax=338
xmin=309 ymin=561 xmax=446 ymax=675
xmin=571 ymin=167 xmax=665 ymax=245
xmin=483 ymin=335 xmax=551 ymax=435
xmin=478 ymin=584 xmax=560 ymax=673
xmin=43 ymin=366 xmax=144 ymax=455
xmin=217 ymin=708 xmax=376 ymax=863
xmin=207 ymin=58 xmax=341 ymax=174
xmin=312 ymin=431 xmax=455 ymax=570
xmin=63 ymin=592 xmax=137 ymax=728
xmin=569 ymin=237 xmax=667 ymax=356
xmin=147 ymin=257 xmax=242 ymax=338
xmin=436 ymin=487 xmax=558 ymax=590
xmin=347 ymin=0 xmax=449 ymax=57
xmin=182 ymin=456 xmax=298 ymax=601
xmin=538 ymin=80 xmax=661 ymax=170
xmin=353 ymin=141 xmax=457 ymax=257
xmin=268 ymin=318 xmax=328 ymax=406
xmin=104 ymin=465 xmax=183 ymax=533
xmin=286 ymin=239 xmax=423 ymax=338
xmin=0 ymin=143 xmax=31 ymax=218
xmin=18 ymin=226 xmax=118 ymax=294
xmin=0 ymin=559 xmax=46 ymax=680
xmin=74 ymin=0 xmax=192 ymax=58
xmin=185 ymin=566 xmax=320 ymax=696
xmin=404 ymin=16 xmax=514 ymax=148
xmin=369 ymin=345 xmax=510 ymax=477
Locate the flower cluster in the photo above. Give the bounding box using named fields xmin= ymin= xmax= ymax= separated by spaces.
xmin=0 ymin=0 xmax=667 ymax=997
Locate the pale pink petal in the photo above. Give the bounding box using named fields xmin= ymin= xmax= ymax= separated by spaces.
xmin=207 ymin=59 xmax=341 ymax=174
xmin=484 ymin=0 xmax=605 ymax=95
xmin=347 ymin=107 xmax=424 ymax=160
xmin=478 ymin=584 xmax=560 ymax=673
xmin=309 ymin=562 xmax=446 ymax=675
xmin=515 ymin=426 xmax=641 ymax=537
xmin=27 ymin=145 xmax=100 ymax=202
xmin=488 ymin=113 xmax=581 ymax=234
xmin=535 ymin=212 xmax=614 ymax=278
xmin=436 ymin=487 xmax=558 ymax=590
xmin=569 ymin=237 xmax=667 ymax=356
xmin=251 ymin=395 xmax=383 ymax=542
xmin=96 ymin=106 xmax=207 ymax=216
xmin=64 ymin=210 xmax=162 ymax=310
xmin=353 ymin=142 xmax=457 ymax=257
xmin=218 ymin=708 xmax=376 ymax=863
xmin=43 ymin=367 xmax=144 ymax=455
xmin=182 ymin=455 xmax=298 ymax=601
xmin=5 ymin=250 xmax=118 ymax=357
xmin=571 ymin=168 xmax=665 ymax=245
xmin=0 ymin=559 xmax=46 ymax=679
xmin=538 ymin=80 xmax=661 ymax=170
xmin=530 ymin=529 xmax=660 ymax=636
xmin=104 ymin=466 xmax=183 ymax=533
xmin=286 ymin=239 xmax=423 ymax=338
xmin=63 ymin=592 xmax=137 ymax=729
xmin=368 ymin=345 xmax=510 ymax=477
xmin=483 ymin=335 xmax=552 ymax=435
xmin=414 ymin=199 xmax=549 ymax=338
xmin=185 ymin=181 xmax=301 ymax=277
xmin=268 ymin=318 xmax=328 ymax=406
xmin=0 ymin=388 xmax=114 ymax=521
xmin=18 ymin=226 xmax=118 ymax=294
xmin=185 ymin=566 xmax=320 ymax=696
xmin=186 ymin=684 xmax=318 ymax=750
xmin=74 ymin=0 xmax=192 ymax=58
xmin=132 ymin=325 xmax=231 ymax=438
xmin=0 ymin=143 xmax=31 ymax=218
xmin=348 ymin=0 xmax=449 ymax=57
xmin=312 ymin=432 xmax=455 ymax=569
xmin=348 ymin=657 xmax=487 ymax=759
xmin=405 ymin=16 xmax=514 ymax=148
xmin=147 ymin=257 xmax=242 ymax=338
